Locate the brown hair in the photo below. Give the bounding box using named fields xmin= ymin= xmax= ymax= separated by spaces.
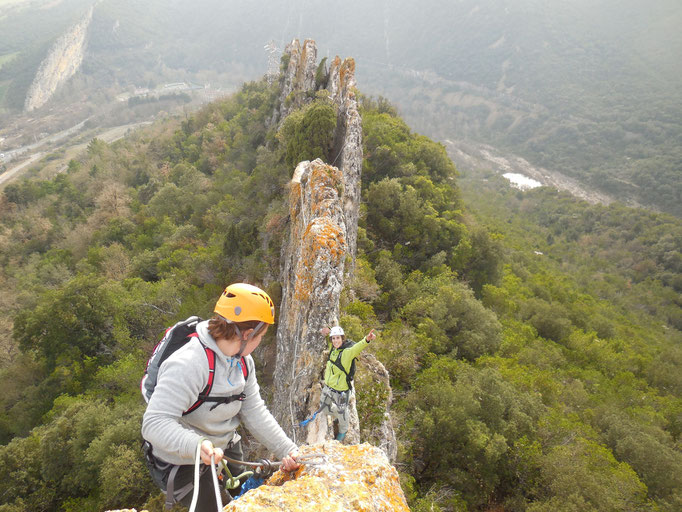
xmin=208 ymin=315 xmax=262 ymax=341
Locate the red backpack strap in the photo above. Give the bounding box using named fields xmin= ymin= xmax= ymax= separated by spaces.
xmin=240 ymin=356 xmax=249 ymax=381
xmin=182 ymin=336 xmax=214 ymax=416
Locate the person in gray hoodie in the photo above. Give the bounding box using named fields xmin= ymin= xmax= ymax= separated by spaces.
xmin=142 ymin=283 xmax=299 ymax=510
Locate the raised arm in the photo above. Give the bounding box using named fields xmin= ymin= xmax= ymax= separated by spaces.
xmin=343 ymin=328 xmax=378 ymax=360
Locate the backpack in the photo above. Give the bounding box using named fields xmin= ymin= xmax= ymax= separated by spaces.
xmin=328 ymin=340 xmax=356 ymax=390
xmin=141 ymin=316 xmax=249 ymax=415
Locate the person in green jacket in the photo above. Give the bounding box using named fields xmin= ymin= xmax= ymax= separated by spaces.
xmin=318 ymin=325 xmax=376 ymax=441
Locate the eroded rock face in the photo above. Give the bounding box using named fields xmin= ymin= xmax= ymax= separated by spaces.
xmin=225 ymin=442 xmax=410 ymax=511
xmin=24 ymin=7 xmax=92 ymax=112
xmin=355 ymin=353 xmax=398 ymax=462
xmin=276 ymin=39 xmax=318 ymax=122
xmin=273 ymin=159 xmax=348 ymax=445
xmin=273 ymin=41 xmax=395 ymax=459
xmin=273 ymin=39 xmax=363 ymax=263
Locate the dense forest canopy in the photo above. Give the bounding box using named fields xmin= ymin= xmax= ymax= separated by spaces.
xmin=0 ymin=67 xmax=679 ymax=512
xmin=1 ymin=0 xmax=680 ymax=215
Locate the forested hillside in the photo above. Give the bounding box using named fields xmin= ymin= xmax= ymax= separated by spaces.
xmin=2 ymin=0 xmax=680 ymax=215
xmin=0 ymin=73 xmax=680 ymax=512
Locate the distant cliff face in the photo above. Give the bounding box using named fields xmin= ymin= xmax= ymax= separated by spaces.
xmin=24 ymin=8 xmax=92 ymax=112
xmin=272 ymin=41 xmax=395 ymax=458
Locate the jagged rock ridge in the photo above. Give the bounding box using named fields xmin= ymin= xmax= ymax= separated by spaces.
xmin=106 ymin=40 xmax=402 ymax=512
xmin=24 ymin=7 xmax=93 ymax=112
xmin=272 ymin=40 xmax=395 ymax=457
xmin=272 ymin=39 xmax=363 ymax=262
xmin=327 ymin=55 xmax=363 ymax=262
xmin=273 ymin=158 xmax=350 ymax=446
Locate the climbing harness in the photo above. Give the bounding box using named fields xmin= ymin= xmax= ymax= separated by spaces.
xmin=327 ymin=386 xmax=350 ymax=413
xmin=299 ymin=385 xmax=350 ymax=426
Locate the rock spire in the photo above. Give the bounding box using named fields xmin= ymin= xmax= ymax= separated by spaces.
xmin=272 ymin=40 xmax=395 ymax=459
xmin=273 ymin=39 xmax=363 ymax=261
xmin=273 ymin=158 xmax=348 ymax=445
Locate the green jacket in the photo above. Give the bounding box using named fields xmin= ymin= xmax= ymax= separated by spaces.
xmin=323 ymin=337 xmax=369 ymax=392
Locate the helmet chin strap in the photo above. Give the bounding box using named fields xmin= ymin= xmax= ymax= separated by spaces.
xmin=216 ymin=315 xmax=267 ymax=358
xmin=235 ymin=322 xmax=265 ymax=357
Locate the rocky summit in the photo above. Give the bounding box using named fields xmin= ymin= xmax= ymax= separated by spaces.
xmin=225 ymin=442 xmax=409 ymax=512
xmin=106 ymin=442 xmax=409 ymax=512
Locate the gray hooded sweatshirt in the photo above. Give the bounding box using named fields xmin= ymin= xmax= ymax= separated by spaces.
xmin=142 ymin=320 xmax=297 ymax=465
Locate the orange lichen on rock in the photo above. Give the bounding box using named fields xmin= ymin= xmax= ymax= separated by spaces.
xmin=309 ymin=162 xmax=343 ymax=215
xmin=339 ymin=58 xmax=355 ymax=90
xmin=293 ymin=217 xmax=346 ymax=302
xmin=290 ymin=160 xmax=346 ymax=303
xmin=289 ymin=180 xmax=302 ymax=216
xmin=306 ymin=218 xmax=345 ymax=259
xmin=297 ymin=41 xmax=308 ymax=85
xmin=225 ymin=442 xmax=410 ymax=512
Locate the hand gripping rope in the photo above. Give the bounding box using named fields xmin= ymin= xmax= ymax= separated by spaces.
xmin=188 ymin=439 xmax=327 ymax=512
xmin=188 ymin=440 xmax=253 ymax=512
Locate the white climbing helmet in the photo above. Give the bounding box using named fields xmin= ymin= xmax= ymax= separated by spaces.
xmin=330 ymin=326 xmax=345 ymax=337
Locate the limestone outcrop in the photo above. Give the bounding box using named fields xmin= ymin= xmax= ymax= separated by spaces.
xmin=273 ymin=39 xmax=363 ymax=261
xmin=272 ymin=41 xmax=396 ymax=458
xmin=24 ymin=7 xmax=92 ymax=112
xmin=354 ymin=353 xmax=398 ymax=462
xmin=106 ymin=443 xmax=409 ymax=512
xmin=225 ymin=442 xmax=410 ymax=511
xmin=273 ymin=159 xmax=349 ymax=445
xmin=275 ymin=39 xmax=318 ymax=122
xmin=328 ymin=56 xmax=363 ymax=262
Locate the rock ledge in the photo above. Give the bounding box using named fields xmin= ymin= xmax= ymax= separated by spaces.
xmin=226 ymin=442 xmax=409 ymax=511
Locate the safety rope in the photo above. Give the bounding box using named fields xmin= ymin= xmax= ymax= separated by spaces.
xmin=299 ymin=404 xmax=325 ymax=426
xmin=188 ymin=440 xmax=203 ymax=512
xmin=188 ymin=439 xmax=254 ymax=512
xmin=210 ymin=454 xmax=222 ymax=511
xmin=221 ymin=452 xmax=327 ymax=470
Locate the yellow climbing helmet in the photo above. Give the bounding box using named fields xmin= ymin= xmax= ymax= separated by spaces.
xmin=214 ymin=283 xmax=275 ymax=324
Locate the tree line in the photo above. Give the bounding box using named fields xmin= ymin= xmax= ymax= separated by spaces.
xmin=0 ymin=78 xmax=679 ymax=511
